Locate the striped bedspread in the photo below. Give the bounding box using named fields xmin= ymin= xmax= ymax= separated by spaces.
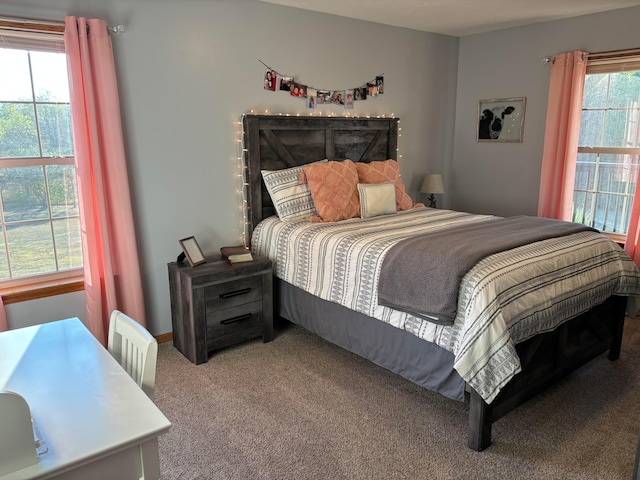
xmin=251 ymin=208 xmax=640 ymax=403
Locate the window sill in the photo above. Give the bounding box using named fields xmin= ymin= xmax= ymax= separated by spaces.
xmin=0 ymin=276 xmax=85 ymax=305
xmin=602 ymin=232 xmax=626 ymax=247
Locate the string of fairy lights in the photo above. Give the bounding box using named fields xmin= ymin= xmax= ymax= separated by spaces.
xmin=233 ymin=116 xmax=249 ymax=246
xmin=233 ymin=110 xmax=402 ymax=247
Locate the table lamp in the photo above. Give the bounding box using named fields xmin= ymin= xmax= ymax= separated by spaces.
xmin=420 ymin=174 xmax=445 ymax=208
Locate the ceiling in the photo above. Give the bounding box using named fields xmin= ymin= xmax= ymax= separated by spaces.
xmin=258 ymin=0 xmax=640 ymax=36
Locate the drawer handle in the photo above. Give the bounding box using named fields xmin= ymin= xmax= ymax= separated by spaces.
xmin=220 ymin=288 xmax=251 ymax=299
xmin=220 ymin=313 xmax=252 ymax=325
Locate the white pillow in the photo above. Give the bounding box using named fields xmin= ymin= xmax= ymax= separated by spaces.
xmin=261 ymin=159 xmax=328 ymax=221
xmin=358 ymin=182 xmax=397 ymax=218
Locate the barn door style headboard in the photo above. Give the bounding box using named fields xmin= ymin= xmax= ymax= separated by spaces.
xmin=242 ymin=114 xmax=399 ymax=240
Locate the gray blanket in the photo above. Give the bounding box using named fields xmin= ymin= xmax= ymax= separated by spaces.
xmin=377 ymin=216 xmax=597 ymax=326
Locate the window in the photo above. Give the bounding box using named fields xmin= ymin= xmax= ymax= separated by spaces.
xmin=572 ymin=58 xmax=640 ymax=240
xmin=0 ymin=44 xmax=82 ymax=287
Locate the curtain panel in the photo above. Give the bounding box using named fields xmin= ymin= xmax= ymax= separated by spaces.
xmin=537 ymin=51 xmax=588 ymax=220
xmin=64 ymin=17 xmax=146 ymax=344
xmin=624 ymin=181 xmax=640 ymax=266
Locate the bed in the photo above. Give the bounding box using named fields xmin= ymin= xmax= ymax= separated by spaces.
xmin=242 ymin=114 xmax=640 ymax=451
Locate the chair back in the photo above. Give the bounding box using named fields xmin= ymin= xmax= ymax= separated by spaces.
xmin=0 ymin=391 xmax=37 ymax=475
xmin=108 ymin=310 xmax=158 ymax=400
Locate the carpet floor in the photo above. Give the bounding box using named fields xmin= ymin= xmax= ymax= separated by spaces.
xmin=155 ymin=318 xmax=640 ymax=479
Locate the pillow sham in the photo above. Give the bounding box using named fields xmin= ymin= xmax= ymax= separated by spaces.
xmin=358 ymin=182 xmax=397 ymax=218
xmin=355 ymin=159 xmax=414 ymax=211
xmin=261 ymin=159 xmax=328 ymax=221
xmin=301 ymin=159 xmax=360 ymax=222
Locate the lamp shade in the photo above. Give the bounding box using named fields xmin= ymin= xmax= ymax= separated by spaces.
xmin=420 ymin=174 xmax=445 ymax=194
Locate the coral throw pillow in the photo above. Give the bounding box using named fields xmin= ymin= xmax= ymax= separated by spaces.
xmin=301 ymin=160 xmax=360 ymax=222
xmin=356 ymin=159 xmax=414 ymax=211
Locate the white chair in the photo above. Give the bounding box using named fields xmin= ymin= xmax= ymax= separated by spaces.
xmin=108 ymin=310 xmax=158 ymax=400
xmin=0 ymin=391 xmax=37 ymax=475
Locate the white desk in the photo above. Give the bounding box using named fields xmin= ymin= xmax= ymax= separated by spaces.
xmin=0 ymin=318 xmax=171 ymax=480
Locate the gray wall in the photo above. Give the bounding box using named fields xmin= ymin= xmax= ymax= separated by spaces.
xmin=4 ymin=291 xmax=86 ymax=329
xmin=0 ymin=0 xmax=459 ymax=334
xmin=5 ymin=1 xmax=640 ymax=335
xmin=452 ymin=5 xmax=640 ymax=216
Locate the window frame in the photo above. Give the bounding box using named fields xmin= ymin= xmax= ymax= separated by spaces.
xmin=572 ymin=55 xmax=640 ymax=240
xmin=0 ymin=18 xmax=84 ymax=302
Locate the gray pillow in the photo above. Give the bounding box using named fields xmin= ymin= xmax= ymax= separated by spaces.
xmin=261 ymin=159 xmax=328 ymax=221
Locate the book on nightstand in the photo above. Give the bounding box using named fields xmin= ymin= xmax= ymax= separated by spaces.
xmin=220 ymin=245 xmax=254 ymax=265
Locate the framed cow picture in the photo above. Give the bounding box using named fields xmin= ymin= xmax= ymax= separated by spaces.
xmin=477 ymin=97 xmax=526 ymax=143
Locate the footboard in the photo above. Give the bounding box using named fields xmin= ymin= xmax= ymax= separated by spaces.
xmin=467 ymin=295 xmax=627 ymax=451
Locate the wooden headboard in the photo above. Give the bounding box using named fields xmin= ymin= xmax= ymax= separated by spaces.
xmin=243 ymin=114 xmax=399 ymax=240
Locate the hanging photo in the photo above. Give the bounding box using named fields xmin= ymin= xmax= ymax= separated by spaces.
xmin=375 ymin=76 xmax=384 ymax=94
xmin=279 ymin=76 xmax=293 ymax=92
xmin=263 ymin=68 xmax=276 ymax=91
xmin=291 ymin=83 xmax=307 ymax=98
xmin=344 ymin=89 xmax=354 ymax=109
xmin=329 ymin=91 xmax=344 ymax=105
xmin=354 ymin=87 xmax=367 ymax=101
xmin=367 ymin=82 xmax=378 ymax=97
xmin=317 ymin=90 xmax=330 ymax=104
xmin=307 ymin=88 xmax=317 ymax=108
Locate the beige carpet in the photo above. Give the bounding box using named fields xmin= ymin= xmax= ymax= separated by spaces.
xmin=155 ymin=318 xmax=640 ymax=479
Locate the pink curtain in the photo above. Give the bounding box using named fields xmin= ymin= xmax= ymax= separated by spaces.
xmin=537 ymin=51 xmax=588 ymax=220
xmin=64 ymin=17 xmax=146 ymax=345
xmin=624 ymin=182 xmax=640 ymax=266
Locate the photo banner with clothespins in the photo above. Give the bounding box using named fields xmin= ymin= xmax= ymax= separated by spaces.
xmin=260 ymin=60 xmax=383 ymax=109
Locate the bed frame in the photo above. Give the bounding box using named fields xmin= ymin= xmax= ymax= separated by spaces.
xmin=242 ymin=113 xmax=626 ymax=451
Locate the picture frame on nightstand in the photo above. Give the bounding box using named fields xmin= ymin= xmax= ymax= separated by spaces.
xmin=179 ymin=236 xmax=206 ymax=266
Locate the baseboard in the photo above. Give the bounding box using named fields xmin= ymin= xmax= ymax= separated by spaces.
xmin=155 ymin=332 xmax=173 ymax=344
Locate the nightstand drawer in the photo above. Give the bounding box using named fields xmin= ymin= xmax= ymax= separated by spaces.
xmin=205 ymin=276 xmax=263 ymax=310
xmin=206 ymin=301 xmax=263 ymax=343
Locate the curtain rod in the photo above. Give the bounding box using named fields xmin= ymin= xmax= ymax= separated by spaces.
xmin=0 ymin=14 xmax=125 ymax=34
xmin=542 ymin=47 xmax=640 ymax=65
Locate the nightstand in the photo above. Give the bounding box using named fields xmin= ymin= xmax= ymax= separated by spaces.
xmin=168 ymin=254 xmax=273 ymax=364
